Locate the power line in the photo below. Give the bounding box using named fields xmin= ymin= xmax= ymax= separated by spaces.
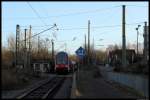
xmin=3 ymin=21 xmax=145 ymax=32
xmin=20 ymin=24 xmax=54 ymax=28
xmin=57 ymin=22 xmax=145 ymax=31
xmin=22 ymin=23 xmax=137 ymax=30
xmin=54 ymin=25 xmax=121 ymax=31
xmin=3 ymin=5 xmax=121 ymax=20
xmin=3 ymin=5 xmax=148 ymax=20
xmin=26 ymin=2 xmax=47 ymax=26
xmin=126 ymin=21 xmax=145 ymax=25
xmin=125 ymin=5 xmax=148 ymax=7
xmin=20 ymin=24 xmax=57 ymax=42
xmin=21 ymin=24 xmax=58 ymax=39
xmin=19 ymin=22 xmax=145 ymax=30
xmin=54 ymin=39 xmax=77 ymax=42
xmin=19 ymin=25 xmax=120 ymax=31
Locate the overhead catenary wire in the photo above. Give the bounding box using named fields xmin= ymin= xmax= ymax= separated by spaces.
xmin=54 ymin=22 xmax=145 ymax=31
xmin=19 ymin=21 xmax=145 ymax=29
xmin=20 ymin=24 xmax=54 ymax=28
xmin=3 ymin=4 xmax=148 ymax=20
xmin=125 ymin=5 xmax=148 ymax=7
xmin=3 ymin=21 xmax=146 ymax=32
xmin=26 ymin=2 xmax=48 ymax=26
xmin=20 ymin=24 xmax=57 ymax=42
xmin=3 ymin=5 xmax=121 ymax=20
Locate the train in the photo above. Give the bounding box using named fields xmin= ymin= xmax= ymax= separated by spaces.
xmin=54 ymin=51 xmax=70 ymax=73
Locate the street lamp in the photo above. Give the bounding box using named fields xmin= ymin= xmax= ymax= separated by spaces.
xmin=135 ymin=25 xmax=141 ymax=55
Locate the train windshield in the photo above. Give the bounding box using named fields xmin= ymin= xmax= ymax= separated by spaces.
xmin=56 ymin=53 xmax=68 ymax=64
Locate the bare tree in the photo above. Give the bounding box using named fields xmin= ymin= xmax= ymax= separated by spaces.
xmin=7 ymin=34 xmax=16 ymax=52
xmin=114 ymin=44 xmax=119 ymax=50
xmin=2 ymin=34 xmax=16 ymax=69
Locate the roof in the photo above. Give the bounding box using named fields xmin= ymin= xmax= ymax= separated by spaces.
xmin=56 ymin=51 xmax=68 ymax=55
xmin=109 ymin=49 xmax=136 ymax=56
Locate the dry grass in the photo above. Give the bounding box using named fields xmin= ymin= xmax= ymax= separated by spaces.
xmin=2 ymin=68 xmax=32 ymax=90
xmin=2 ymin=68 xmax=48 ymax=90
xmin=2 ymin=69 xmax=19 ymax=90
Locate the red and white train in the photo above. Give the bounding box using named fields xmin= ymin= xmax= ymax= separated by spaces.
xmin=55 ymin=51 xmax=70 ymax=73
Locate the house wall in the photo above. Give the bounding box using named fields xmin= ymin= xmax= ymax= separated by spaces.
xmin=33 ymin=63 xmax=50 ymax=73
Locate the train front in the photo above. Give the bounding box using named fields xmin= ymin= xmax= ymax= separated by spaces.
xmin=55 ymin=52 xmax=70 ymax=73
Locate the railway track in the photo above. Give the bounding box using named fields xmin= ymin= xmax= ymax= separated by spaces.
xmin=16 ymin=77 xmax=65 ymax=99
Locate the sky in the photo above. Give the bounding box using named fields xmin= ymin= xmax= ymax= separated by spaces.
xmin=2 ymin=1 xmax=148 ymax=55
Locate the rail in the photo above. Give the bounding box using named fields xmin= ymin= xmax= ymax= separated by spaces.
xmin=16 ymin=77 xmax=65 ymax=99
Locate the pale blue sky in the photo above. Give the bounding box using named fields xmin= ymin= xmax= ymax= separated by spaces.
xmin=2 ymin=1 xmax=148 ymax=54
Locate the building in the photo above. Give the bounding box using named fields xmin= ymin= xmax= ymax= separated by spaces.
xmin=109 ymin=49 xmax=136 ymax=66
xmin=31 ymin=59 xmax=51 ymax=73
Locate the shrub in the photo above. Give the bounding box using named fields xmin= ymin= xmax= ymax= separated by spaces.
xmin=2 ymin=69 xmax=19 ymax=90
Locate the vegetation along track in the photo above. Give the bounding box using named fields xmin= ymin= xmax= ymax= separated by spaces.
xmin=16 ymin=77 xmax=65 ymax=99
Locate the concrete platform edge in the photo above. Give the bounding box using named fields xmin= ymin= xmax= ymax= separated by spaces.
xmin=70 ymin=72 xmax=76 ymax=99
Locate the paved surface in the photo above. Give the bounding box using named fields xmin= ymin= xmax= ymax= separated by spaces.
xmin=76 ymin=65 xmax=140 ymax=99
xmin=99 ymin=65 xmax=148 ymax=98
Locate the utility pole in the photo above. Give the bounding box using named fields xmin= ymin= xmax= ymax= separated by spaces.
xmin=93 ymin=37 xmax=94 ymax=64
xmin=51 ymin=39 xmax=54 ymax=61
xmin=29 ymin=25 xmax=32 ymax=54
xmin=122 ymin=5 xmax=126 ymax=67
xmin=38 ymin=36 xmax=40 ymax=54
xmin=88 ymin=20 xmax=90 ymax=65
xmin=25 ymin=29 xmax=27 ymax=49
xmin=136 ymin=25 xmax=141 ymax=56
xmin=93 ymin=37 xmax=94 ymax=51
xmin=85 ymin=34 xmax=86 ymax=51
xmin=137 ymin=28 xmax=139 ymax=55
xmin=143 ymin=22 xmax=148 ymax=64
xmin=16 ymin=24 xmax=20 ymax=68
xmin=24 ymin=29 xmax=27 ymax=69
xmin=29 ymin=25 xmax=32 ymax=71
xmin=85 ymin=34 xmax=87 ymax=64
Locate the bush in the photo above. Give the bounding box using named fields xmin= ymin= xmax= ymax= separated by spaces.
xmin=129 ymin=62 xmax=146 ymax=74
xmin=2 ymin=69 xmax=19 ymax=90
